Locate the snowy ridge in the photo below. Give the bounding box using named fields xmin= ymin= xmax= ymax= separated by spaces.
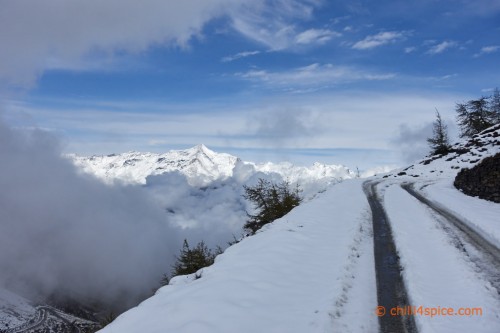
xmin=70 ymin=144 xmax=355 ymax=186
xmin=70 ymin=144 xmax=238 ymax=186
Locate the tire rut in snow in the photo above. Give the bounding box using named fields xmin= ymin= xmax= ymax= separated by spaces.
xmin=363 ymin=181 xmax=417 ymax=333
xmin=401 ymin=183 xmax=500 ymax=295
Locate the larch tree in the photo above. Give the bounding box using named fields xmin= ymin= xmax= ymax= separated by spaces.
xmin=456 ymin=97 xmax=495 ymax=138
xmin=427 ymin=109 xmax=451 ymax=155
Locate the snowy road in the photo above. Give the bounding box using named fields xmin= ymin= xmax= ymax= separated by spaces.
xmin=402 ymin=183 xmax=500 ymax=294
xmin=382 ymin=180 xmax=500 ymax=333
xmin=363 ymin=181 xmax=417 ymax=333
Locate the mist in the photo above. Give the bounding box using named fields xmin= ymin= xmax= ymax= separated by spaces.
xmin=0 ymin=115 xmax=348 ymax=314
xmin=142 ymin=163 xmax=299 ymax=248
xmin=0 ymin=120 xmax=182 ymax=310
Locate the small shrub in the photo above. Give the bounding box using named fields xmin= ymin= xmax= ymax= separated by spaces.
xmin=171 ymin=240 xmax=221 ymax=277
xmin=243 ymin=178 xmax=302 ymax=234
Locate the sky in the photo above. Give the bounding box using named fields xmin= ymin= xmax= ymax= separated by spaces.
xmin=1 ymin=0 xmax=500 ymax=170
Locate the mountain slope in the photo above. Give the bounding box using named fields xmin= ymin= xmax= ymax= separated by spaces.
xmin=98 ymin=126 xmax=500 ymax=333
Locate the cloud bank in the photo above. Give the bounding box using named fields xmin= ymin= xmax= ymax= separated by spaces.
xmin=0 ymin=0 xmax=327 ymax=89
xmin=0 ymin=119 xmax=182 ymax=309
xmin=0 ymin=0 xmax=250 ymax=87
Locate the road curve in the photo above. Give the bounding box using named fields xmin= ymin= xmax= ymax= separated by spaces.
xmin=6 ymin=307 xmax=47 ymax=333
xmin=363 ymin=181 xmax=418 ymax=333
xmin=6 ymin=306 xmax=81 ymax=333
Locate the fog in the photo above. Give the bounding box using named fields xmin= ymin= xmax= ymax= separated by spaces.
xmin=0 ymin=120 xmax=183 ymax=309
xmin=0 ymin=118 xmax=312 ymax=312
xmin=391 ymin=122 xmax=434 ymax=164
xmin=143 ymin=163 xmax=295 ymax=248
xmin=0 ymin=116 xmax=346 ymax=313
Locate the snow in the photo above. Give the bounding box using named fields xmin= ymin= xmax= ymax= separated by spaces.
xmin=99 ymin=180 xmax=378 ymax=333
xmin=70 ymin=144 xmax=239 ymax=186
xmin=421 ymin=179 xmax=500 ymax=250
xmin=69 ymin=145 xmax=357 ymax=249
xmin=69 ymin=144 xmax=355 ymax=187
xmin=383 ymin=184 xmax=500 ymax=333
xmin=0 ymin=288 xmax=36 ymax=330
xmin=3 ymin=125 xmax=496 ymax=331
xmin=97 ymin=126 xmax=500 ymax=333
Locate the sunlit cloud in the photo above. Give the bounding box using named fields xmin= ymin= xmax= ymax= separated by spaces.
xmin=229 ymin=1 xmax=330 ymax=50
xmin=352 ymin=31 xmax=407 ymax=50
xmin=427 ymin=40 xmax=458 ymax=54
xmin=473 ymin=45 xmax=499 ymax=57
xmin=221 ymin=50 xmax=261 ymax=62
xmin=236 ymin=63 xmax=396 ymax=90
xmin=295 ymin=28 xmax=341 ymax=45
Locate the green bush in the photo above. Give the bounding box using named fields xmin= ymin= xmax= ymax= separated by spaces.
xmin=243 ymin=178 xmax=302 ymax=234
xmin=171 ymin=240 xmax=221 ymax=277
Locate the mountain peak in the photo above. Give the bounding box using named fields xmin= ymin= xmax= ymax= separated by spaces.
xmin=192 ymin=144 xmax=211 ymax=154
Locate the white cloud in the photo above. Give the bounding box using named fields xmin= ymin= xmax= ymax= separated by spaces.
xmin=295 ymin=28 xmax=341 ymax=45
xmin=229 ymin=0 xmax=328 ymax=50
xmin=405 ymin=46 xmax=417 ymax=53
xmin=5 ymin=90 xmax=460 ymax=159
xmin=390 ymin=122 xmax=433 ymax=163
xmin=427 ymin=41 xmax=457 ymax=54
xmin=249 ymin=107 xmax=328 ymax=146
xmin=221 ymin=50 xmax=261 ymax=62
xmin=0 ymin=0 xmax=325 ymax=88
xmin=236 ymin=63 xmax=396 ymax=89
xmin=0 ymin=0 xmax=247 ymax=87
xmin=352 ymin=31 xmax=407 ymax=50
xmin=473 ymin=45 xmax=500 ymax=57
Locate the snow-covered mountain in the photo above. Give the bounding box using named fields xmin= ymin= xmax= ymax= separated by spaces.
xmin=98 ymin=126 xmax=500 ymax=333
xmin=70 ymin=144 xmax=238 ymax=186
xmin=70 ymin=144 xmax=355 ymax=186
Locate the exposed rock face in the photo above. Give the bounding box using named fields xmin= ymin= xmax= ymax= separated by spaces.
xmin=454 ymin=152 xmax=500 ymax=203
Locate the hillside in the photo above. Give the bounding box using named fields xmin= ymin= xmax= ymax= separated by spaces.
xmin=98 ymin=126 xmax=500 ymax=333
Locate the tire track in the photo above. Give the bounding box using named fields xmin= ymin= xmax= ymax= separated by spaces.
xmin=401 ymin=182 xmax=500 ymax=295
xmin=363 ymin=181 xmax=417 ymax=333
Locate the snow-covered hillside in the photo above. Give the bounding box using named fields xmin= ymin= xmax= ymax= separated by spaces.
xmin=98 ymin=126 xmax=500 ymax=333
xmin=70 ymin=144 xmax=355 ymax=187
xmin=0 ymin=288 xmax=36 ymax=329
xmin=0 ymin=288 xmax=99 ymax=333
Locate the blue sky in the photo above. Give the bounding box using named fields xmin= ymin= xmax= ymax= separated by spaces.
xmin=1 ymin=0 xmax=499 ymax=170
